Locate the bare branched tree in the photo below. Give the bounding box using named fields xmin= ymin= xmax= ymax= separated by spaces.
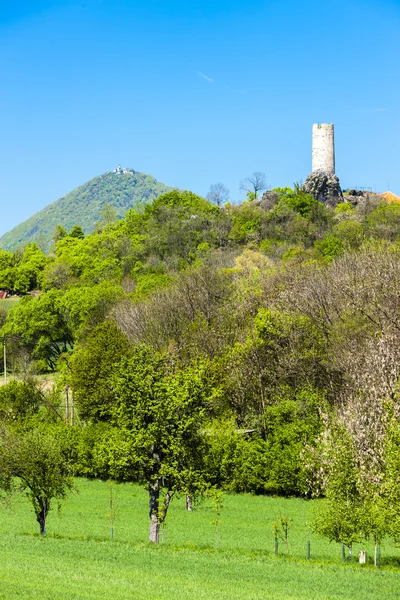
xmin=206 ymin=183 xmax=229 ymax=207
xmin=240 ymin=172 xmax=268 ymax=201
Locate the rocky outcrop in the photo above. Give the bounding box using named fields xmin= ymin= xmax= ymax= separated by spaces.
xmin=302 ymin=170 xmax=343 ymax=206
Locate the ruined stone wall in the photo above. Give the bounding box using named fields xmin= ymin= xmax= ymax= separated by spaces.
xmin=312 ymin=123 xmax=335 ymax=174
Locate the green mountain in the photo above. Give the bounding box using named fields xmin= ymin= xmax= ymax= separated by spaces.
xmin=0 ymin=167 xmax=173 ymax=251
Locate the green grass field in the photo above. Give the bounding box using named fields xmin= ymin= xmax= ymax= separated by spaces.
xmin=0 ymin=478 xmax=399 ymax=599
xmin=0 ymin=296 xmax=21 ymax=312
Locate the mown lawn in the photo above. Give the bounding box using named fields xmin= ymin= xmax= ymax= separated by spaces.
xmin=0 ymin=478 xmax=399 ymax=599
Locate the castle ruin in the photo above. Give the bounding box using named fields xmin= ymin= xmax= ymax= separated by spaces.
xmin=312 ymin=123 xmax=335 ymax=174
xmin=303 ymin=122 xmax=342 ymax=205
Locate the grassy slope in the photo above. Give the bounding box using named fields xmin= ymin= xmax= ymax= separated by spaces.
xmin=0 ymin=479 xmax=399 ymax=599
xmin=0 ymin=169 xmax=173 ymax=252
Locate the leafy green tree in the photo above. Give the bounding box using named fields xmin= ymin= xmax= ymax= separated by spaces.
xmin=51 ymin=224 xmax=67 ymax=247
xmin=69 ymin=321 xmax=131 ymax=421
xmin=53 ymin=236 xmax=86 ymax=279
xmin=367 ymin=201 xmax=400 ymax=241
xmin=41 ymin=259 xmax=74 ymax=290
xmin=62 ymin=282 xmax=125 ymax=338
xmin=262 ymin=394 xmax=324 ymax=495
xmin=97 ymin=204 xmax=118 ymax=230
xmin=228 ymin=203 xmax=262 ymax=244
xmin=224 ymin=308 xmax=329 ymax=427
xmin=0 ymin=244 xmax=47 ymax=293
xmin=204 ymin=390 xmax=325 ymax=496
xmin=53 ymin=226 xmax=134 ymax=285
xmin=280 ymin=187 xmax=320 ymax=218
xmin=0 ymin=249 xmax=17 ymax=289
xmin=314 ymin=233 xmax=344 ymax=261
xmin=360 ymin=495 xmax=389 ymax=565
xmin=13 ymin=243 xmax=48 ymax=292
xmin=68 ymin=225 xmax=85 ymax=239
xmin=0 ymin=424 xmax=74 ymax=534
xmin=143 ymin=190 xmax=221 ymax=263
xmin=73 ymin=422 xmax=122 ymax=479
xmin=2 ymin=290 xmax=73 ymax=370
xmin=382 ymin=414 xmax=400 ymax=544
xmin=0 ymin=380 xmax=41 ymax=421
xmin=3 ymin=281 xmax=124 ymax=372
xmin=312 ymin=422 xmax=365 ymax=558
xmin=225 ymin=434 xmax=269 ymax=494
xmin=108 ymin=347 xmax=210 ymax=543
xmin=333 ymin=220 xmax=365 ymax=249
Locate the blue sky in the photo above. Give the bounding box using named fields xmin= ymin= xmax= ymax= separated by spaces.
xmin=0 ymin=0 xmax=399 ymax=235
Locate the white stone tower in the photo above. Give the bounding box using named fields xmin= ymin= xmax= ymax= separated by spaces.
xmin=312 ymin=123 xmax=335 ymax=174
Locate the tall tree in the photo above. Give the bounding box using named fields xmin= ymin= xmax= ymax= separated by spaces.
xmin=109 ymin=346 xmax=210 ymax=543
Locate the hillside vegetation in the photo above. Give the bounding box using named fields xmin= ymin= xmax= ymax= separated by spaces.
xmin=0 ymin=168 xmax=173 ymax=251
xmin=2 ymin=186 xmax=400 ymax=555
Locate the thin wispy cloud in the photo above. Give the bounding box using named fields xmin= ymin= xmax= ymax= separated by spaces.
xmin=198 ymin=72 xmax=214 ymax=83
xmin=225 ymin=85 xmax=247 ymax=95
xmin=196 ymin=72 xmax=247 ymax=95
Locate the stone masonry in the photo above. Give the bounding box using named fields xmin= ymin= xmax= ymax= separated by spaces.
xmin=312 ymin=123 xmax=335 ymax=174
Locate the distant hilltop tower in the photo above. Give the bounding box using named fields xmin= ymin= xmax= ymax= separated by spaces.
xmin=303 ymin=122 xmax=342 ymax=205
xmin=312 ymin=123 xmax=335 ymax=174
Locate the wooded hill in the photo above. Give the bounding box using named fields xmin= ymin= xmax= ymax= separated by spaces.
xmin=2 ymin=185 xmax=400 ymax=548
xmin=0 ymin=168 xmax=173 ymax=252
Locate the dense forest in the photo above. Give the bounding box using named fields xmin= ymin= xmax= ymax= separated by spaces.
xmin=1 ymin=184 xmax=400 ymax=550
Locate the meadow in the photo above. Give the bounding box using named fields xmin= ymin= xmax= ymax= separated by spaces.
xmin=0 ymin=479 xmax=399 ymax=599
xmin=0 ymin=296 xmax=21 ymax=312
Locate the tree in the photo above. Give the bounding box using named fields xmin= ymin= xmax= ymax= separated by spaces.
xmin=207 ymin=183 xmax=229 ymax=207
xmin=97 ymin=204 xmax=118 ymax=230
xmin=108 ymin=346 xmax=210 ymax=543
xmin=0 ymin=424 xmax=74 ymax=534
xmin=52 ymin=224 xmax=67 ymax=246
xmin=3 ymin=282 xmax=125 ymax=372
xmin=69 ymin=321 xmax=131 ymax=421
xmin=311 ymin=421 xmax=364 ymax=559
xmin=0 ymin=249 xmax=17 ymax=290
xmin=2 ymin=290 xmax=74 ymax=371
xmin=41 ymin=259 xmax=74 ymax=290
xmin=224 ymin=308 xmax=329 ymax=427
xmin=240 ymin=172 xmax=268 ymax=201
xmin=6 ymin=243 xmax=48 ymax=293
xmin=68 ymin=225 xmax=85 ymax=240
xmin=62 ymin=281 xmax=125 ymax=338
xmin=0 ymin=380 xmax=41 ymax=421
xmin=380 ymin=411 xmax=400 ymax=550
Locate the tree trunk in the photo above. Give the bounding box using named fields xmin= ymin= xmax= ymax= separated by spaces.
xmin=37 ymin=502 xmax=48 ymax=535
xmin=163 ymin=492 xmax=173 ymax=518
xmin=185 ymin=494 xmax=192 ymax=511
xmin=149 ymin=480 xmax=160 ymax=544
xmin=149 ymin=511 xmax=159 ymax=544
